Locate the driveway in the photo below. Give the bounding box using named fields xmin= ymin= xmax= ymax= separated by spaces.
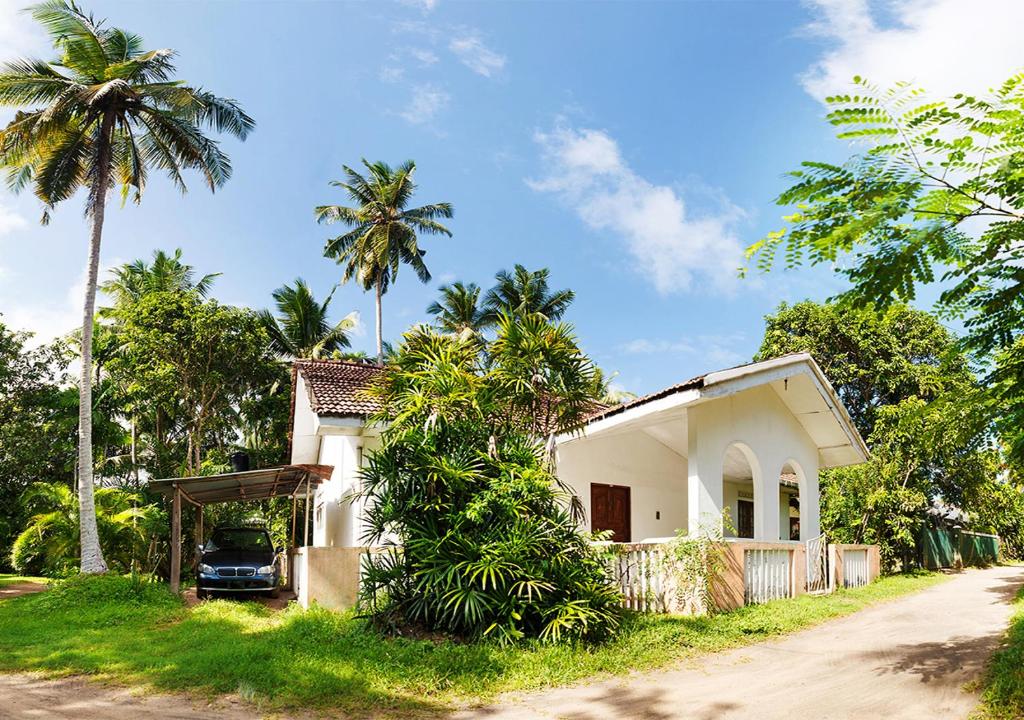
xmin=454 ymin=564 xmax=1024 ymax=720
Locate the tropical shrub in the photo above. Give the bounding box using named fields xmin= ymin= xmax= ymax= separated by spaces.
xmin=10 ymin=482 xmax=162 ymax=576
xmin=359 ymin=317 xmax=622 ymax=643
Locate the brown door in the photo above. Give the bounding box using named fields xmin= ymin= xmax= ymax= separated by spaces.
xmin=737 ymin=499 xmax=754 ymax=539
xmin=591 ymin=483 xmax=631 ymax=542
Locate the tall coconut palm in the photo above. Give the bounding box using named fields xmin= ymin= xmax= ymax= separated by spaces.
xmin=482 ymin=265 xmax=575 ymax=324
xmin=101 ymin=248 xmax=219 ymax=309
xmin=426 ymin=281 xmax=489 ymax=337
xmin=258 ymin=278 xmax=358 ymax=359
xmin=316 ymin=159 xmax=453 ymax=364
xmin=0 ymin=1 xmax=253 ymax=573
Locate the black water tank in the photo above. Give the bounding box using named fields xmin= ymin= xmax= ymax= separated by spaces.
xmin=230 ymin=451 xmax=251 ymax=473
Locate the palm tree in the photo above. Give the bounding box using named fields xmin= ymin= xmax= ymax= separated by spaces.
xmin=101 ymin=248 xmax=219 ymax=309
xmin=258 ymin=278 xmax=358 ymax=359
xmin=316 ymin=159 xmax=453 ymax=364
xmin=482 ymin=265 xmax=575 ymax=323
xmin=0 ymin=2 xmax=253 ymax=573
xmin=426 ymin=281 xmax=489 ymax=337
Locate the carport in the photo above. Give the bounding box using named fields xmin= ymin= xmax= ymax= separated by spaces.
xmin=149 ymin=464 xmax=333 ymax=593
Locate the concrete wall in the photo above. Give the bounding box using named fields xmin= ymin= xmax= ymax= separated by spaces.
xmin=292 ymin=546 xmax=365 ymax=611
xmin=688 ymin=384 xmax=821 ymax=541
xmin=557 ymin=429 xmax=688 ymax=541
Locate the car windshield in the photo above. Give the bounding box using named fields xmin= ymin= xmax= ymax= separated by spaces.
xmin=205 ymin=529 xmax=271 ymax=553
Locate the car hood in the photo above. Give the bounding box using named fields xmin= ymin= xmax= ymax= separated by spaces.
xmin=201 ymin=549 xmax=273 ymax=567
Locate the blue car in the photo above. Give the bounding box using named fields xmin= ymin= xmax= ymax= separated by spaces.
xmin=196 ymin=526 xmax=282 ymax=599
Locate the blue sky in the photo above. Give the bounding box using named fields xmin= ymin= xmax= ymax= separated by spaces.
xmin=1 ymin=0 xmax=1022 ymax=395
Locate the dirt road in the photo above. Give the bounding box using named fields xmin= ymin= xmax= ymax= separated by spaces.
xmin=454 ymin=564 xmax=1024 ymax=719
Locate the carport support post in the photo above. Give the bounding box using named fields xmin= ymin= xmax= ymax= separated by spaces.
xmin=170 ymin=485 xmax=181 ymax=594
xmin=304 ymin=479 xmax=311 ymax=546
xmin=196 ymin=504 xmax=204 ymax=562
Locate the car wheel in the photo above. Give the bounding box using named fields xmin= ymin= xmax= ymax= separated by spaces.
xmin=196 ymin=587 xmax=209 ymax=600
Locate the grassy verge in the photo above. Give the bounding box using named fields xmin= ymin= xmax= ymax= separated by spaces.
xmin=0 ymin=573 xmax=46 ymax=587
xmin=974 ymin=585 xmax=1024 ymax=720
xmin=0 ymin=571 xmax=945 ymax=717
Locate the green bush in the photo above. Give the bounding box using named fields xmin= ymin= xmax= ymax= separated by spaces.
xmin=359 ymin=318 xmax=622 ymax=644
xmin=34 ymin=573 xmax=181 ymax=612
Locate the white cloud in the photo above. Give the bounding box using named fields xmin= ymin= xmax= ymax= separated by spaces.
xmin=379 ymin=65 xmax=405 ymax=83
xmin=449 ymin=34 xmax=506 ymax=78
xmin=399 ymin=84 xmax=450 ymax=125
xmin=0 ymin=0 xmax=48 ymax=58
xmin=0 ymin=202 xmax=26 ymax=236
xmin=410 ymin=48 xmax=439 ymax=66
xmin=620 ymin=333 xmax=747 ymax=368
xmin=801 ymin=0 xmax=1024 ymax=101
xmin=398 ymin=0 xmax=438 ymax=12
xmin=1 ymin=257 xmax=124 ymax=348
xmin=528 ymin=125 xmax=747 ymax=294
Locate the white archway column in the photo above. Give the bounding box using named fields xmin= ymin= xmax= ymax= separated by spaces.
xmin=756 ymin=465 xmax=780 ymax=542
xmin=687 ymin=407 xmax=723 ymax=537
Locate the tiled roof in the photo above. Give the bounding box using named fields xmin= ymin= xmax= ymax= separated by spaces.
xmin=294 ymin=359 xmax=384 ymax=418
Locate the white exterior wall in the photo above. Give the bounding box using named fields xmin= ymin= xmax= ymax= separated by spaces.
xmin=290 ymin=374 xmax=320 ymax=465
xmin=312 ymin=433 xmax=380 ymax=547
xmin=556 ymin=429 xmax=688 ymax=541
xmin=688 ymin=384 xmax=820 ymax=541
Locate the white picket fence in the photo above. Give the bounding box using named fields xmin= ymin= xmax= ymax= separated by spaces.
xmin=743 ymin=548 xmax=794 ymax=604
xmin=602 ymin=542 xmax=669 ymax=613
xmin=842 ymin=548 xmax=870 ymax=588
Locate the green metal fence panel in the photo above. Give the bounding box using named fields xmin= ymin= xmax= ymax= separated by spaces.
xmin=918 ymin=528 xmax=999 ymax=569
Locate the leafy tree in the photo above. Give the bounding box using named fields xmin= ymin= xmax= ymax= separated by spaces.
xmin=483 ymin=265 xmax=575 ymax=324
xmin=756 ymin=301 xmax=972 ymax=437
xmin=427 ymin=281 xmax=489 ymax=337
xmin=359 ymin=319 xmax=621 ymax=643
xmin=746 ymin=75 xmax=1024 ymax=457
xmin=316 ymin=160 xmax=453 ymax=364
xmin=10 ymin=482 xmax=161 ymax=576
xmin=0 ymin=323 xmax=75 ymax=568
xmin=0 ymin=1 xmax=253 ymax=573
xmin=258 ymin=278 xmax=357 ymax=359
xmin=109 ymin=292 xmax=275 ymax=475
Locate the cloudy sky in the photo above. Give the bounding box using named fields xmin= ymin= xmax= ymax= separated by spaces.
xmin=1 ymin=0 xmax=1021 ymax=394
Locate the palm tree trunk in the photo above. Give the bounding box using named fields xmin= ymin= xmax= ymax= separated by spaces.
xmin=78 ymin=176 xmax=110 ymax=574
xmin=77 ymin=112 xmax=114 ymax=575
xmin=375 ymin=275 xmax=384 ymax=365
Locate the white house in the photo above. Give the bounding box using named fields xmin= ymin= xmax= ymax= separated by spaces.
xmin=289 ymin=352 xmax=868 ymax=549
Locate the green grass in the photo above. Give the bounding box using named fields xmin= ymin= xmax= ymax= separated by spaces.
xmin=0 ymin=573 xmax=46 ymax=587
xmin=974 ymin=585 xmax=1024 ymax=720
xmin=0 ymin=571 xmax=945 ymax=717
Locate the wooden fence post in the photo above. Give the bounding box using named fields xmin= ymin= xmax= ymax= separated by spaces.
xmin=170 ymin=486 xmax=181 ymax=593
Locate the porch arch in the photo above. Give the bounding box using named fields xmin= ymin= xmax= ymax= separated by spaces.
xmin=721 ymin=442 xmax=763 ymax=539
xmin=779 ymin=459 xmax=808 ymax=541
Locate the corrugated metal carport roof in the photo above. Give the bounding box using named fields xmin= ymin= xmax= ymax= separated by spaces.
xmin=149 ymin=464 xmax=333 ymax=505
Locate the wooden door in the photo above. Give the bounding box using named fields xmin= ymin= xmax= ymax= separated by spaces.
xmin=737 ymin=499 xmax=754 ymax=539
xmin=591 ymin=483 xmax=631 ymax=542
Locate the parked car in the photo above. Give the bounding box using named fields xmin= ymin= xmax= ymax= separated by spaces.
xmin=196 ymin=526 xmax=282 ymax=599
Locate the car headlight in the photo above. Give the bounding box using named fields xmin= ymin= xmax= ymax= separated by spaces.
xmin=198 ymin=563 xmax=215 ymax=574
xmin=257 ymin=565 xmax=275 ymax=575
